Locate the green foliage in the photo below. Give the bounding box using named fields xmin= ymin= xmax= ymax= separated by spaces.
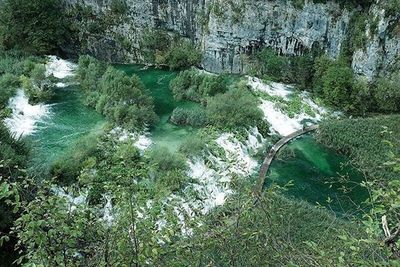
xmin=77 ymin=55 xmax=158 ymax=130
xmin=317 ymin=115 xmax=400 ymax=180
xmin=248 ymin=48 xmax=315 ymax=90
xmin=77 ymin=55 xmax=106 ymax=94
xmin=170 ymin=107 xmax=207 ymax=127
xmin=167 ymin=39 xmax=202 ymax=70
xmin=21 ymin=64 xmax=55 ymax=104
xmin=148 ymin=147 xmax=187 ymax=172
xmin=179 ymin=132 xmax=210 ymax=157
xmin=170 ymin=69 xmax=228 ymax=103
xmin=141 ymin=31 xmax=202 ymax=69
xmin=50 ymin=134 xmax=100 ymax=185
xmin=0 ymin=0 xmax=66 ymax=54
xmin=374 ymin=70 xmax=400 ymax=112
xmin=110 ymin=0 xmax=128 ymax=15
xmin=0 ymin=74 xmax=19 ymax=109
xmin=161 ymin=184 xmax=385 ymax=266
xmin=206 ymin=87 xmax=263 ymax=130
xmin=148 ymin=147 xmax=188 ymax=192
xmin=321 ymin=61 xmax=354 ymax=108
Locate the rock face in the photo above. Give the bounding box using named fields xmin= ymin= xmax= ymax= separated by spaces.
xmin=62 ymin=0 xmax=400 ymax=80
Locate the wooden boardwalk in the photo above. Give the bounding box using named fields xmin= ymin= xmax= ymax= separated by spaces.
xmin=253 ymin=124 xmax=319 ymax=196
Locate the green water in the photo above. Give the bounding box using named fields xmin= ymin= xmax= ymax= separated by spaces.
xmin=26 ymin=64 xmax=367 ymax=213
xmin=268 ymin=135 xmax=368 ymax=214
xmin=28 ymin=85 xmax=105 ymax=173
xmin=116 ymin=65 xmax=199 ymax=152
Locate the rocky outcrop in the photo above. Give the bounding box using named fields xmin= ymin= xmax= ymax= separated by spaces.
xmin=62 ymin=0 xmax=400 ymax=80
xmin=352 ymin=5 xmax=400 ymax=80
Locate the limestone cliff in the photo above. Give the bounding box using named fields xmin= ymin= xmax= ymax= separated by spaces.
xmin=62 ymin=0 xmax=400 ymax=80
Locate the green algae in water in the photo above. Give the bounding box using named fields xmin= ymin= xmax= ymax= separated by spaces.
xmin=267 ymin=135 xmax=368 ymax=214
xmin=116 ymin=65 xmax=200 ymax=152
xmin=28 ymin=85 xmax=105 ymax=173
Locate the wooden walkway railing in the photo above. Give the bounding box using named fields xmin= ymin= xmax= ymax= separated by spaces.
xmin=253 ymin=125 xmax=319 ymax=197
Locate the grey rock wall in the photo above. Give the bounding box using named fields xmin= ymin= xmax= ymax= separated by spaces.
xmin=62 ymin=0 xmax=400 ymax=80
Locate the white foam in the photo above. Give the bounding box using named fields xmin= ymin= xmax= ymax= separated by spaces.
xmin=248 ymin=76 xmax=293 ymax=99
xmin=215 ymin=133 xmax=258 ymax=176
xmin=248 ymin=77 xmax=327 ymax=136
xmin=4 ymin=90 xmax=51 ymax=137
xmin=46 ymin=55 xmax=76 ymax=79
xmin=134 ymin=134 xmax=152 ymax=151
xmin=258 ymin=100 xmax=303 ymax=136
xmin=109 ymin=127 xmax=152 ymax=152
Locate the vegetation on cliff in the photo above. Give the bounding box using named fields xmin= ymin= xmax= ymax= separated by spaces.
xmin=0 ymin=0 xmax=66 ymax=54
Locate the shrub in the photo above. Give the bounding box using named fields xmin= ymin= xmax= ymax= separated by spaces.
xmin=0 ymin=74 xmax=19 ymax=109
xmin=50 ymin=134 xmax=99 ymax=185
xmin=374 ymin=71 xmax=400 ymax=112
xmin=77 ymin=55 xmax=158 ymax=130
xmin=321 ymin=62 xmax=354 ymax=109
xmin=170 ymin=69 xmax=227 ymax=103
xmin=206 ymin=87 xmax=263 ymax=130
xmin=317 ymin=115 xmax=400 ymax=180
xmin=96 ymin=67 xmax=158 ymax=129
xmin=170 ymin=107 xmax=207 ymax=127
xmin=21 ymin=64 xmax=54 ymax=104
xmin=166 ymin=39 xmax=202 ymax=70
xmin=0 ymin=0 xmax=66 ymax=54
xmin=248 ymin=48 xmax=315 ymax=89
xmin=77 ymin=55 xmax=106 ymax=93
xmin=149 ymin=147 xmax=187 ymax=172
xmin=179 ymin=134 xmax=209 ymax=157
xmin=110 ymin=0 xmax=128 ymax=15
xmin=141 ymin=31 xmax=202 ymax=69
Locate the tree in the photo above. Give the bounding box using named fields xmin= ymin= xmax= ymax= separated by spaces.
xmin=321 ymin=62 xmax=354 ymax=110
xmin=0 ymin=0 xmax=66 ymax=54
xmin=96 ymin=67 xmax=158 ymax=129
xmin=206 ymin=87 xmax=263 ymax=130
xmin=374 ymin=71 xmax=400 ymax=112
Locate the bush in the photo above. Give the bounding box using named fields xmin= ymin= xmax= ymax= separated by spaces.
xmin=0 ymin=0 xmax=66 ymax=54
xmin=248 ymin=48 xmax=315 ymax=89
xmin=96 ymin=67 xmax=158 ymax=129
xmin=317 ymin=115 xmax=400 ymax=180
xmin=206 ymin=87 xmax=263 ymax=130
xmin=50 ymin=134 xmax=99 ymax=185
xmin=170 ymin=107 xmax=207 ymax=127
xmin=77 ymin=55 xmax=158 ymax=130
xmin=321 ymin=62 xmax=354 ymax=109
xmin=110 ymin=0 xmax=128 ymax=15
xmin=149 ymin=147 xmax=187 ymax=172
xmin=166 ymin=39 xmax=202 ymax=70
xmin=179 ymin=134 xmax=209 ymax=157
xmin=141 ymin=31 xmax=202 ymax=69
xmin=374 ymin=71 xmax=400 ymax=112
xmin=77 ymin=55 xmax=106 ymax=94
xmin=0 ymin=74 xmax=19 ymax=109
xmin=148 ymin=147 xmax=188 ymax=191
xmin=170 ymin=69 xmax=227 ymax=103
xmin=21 ymin=64 xmax=54 ymax=104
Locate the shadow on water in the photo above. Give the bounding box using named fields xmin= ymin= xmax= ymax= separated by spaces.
xmin=266 ymin=134 xmax=369 ymax=216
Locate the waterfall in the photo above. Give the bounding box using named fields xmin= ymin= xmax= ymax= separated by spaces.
xmin=4 ymin=90 xmax=51 ymax=137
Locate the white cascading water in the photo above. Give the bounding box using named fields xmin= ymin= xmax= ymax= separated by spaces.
xmin=4 ymin=90 xmax=51 ymax=137
xmin=4 ymin=56 xmax=76 ymax=137
xmin=248 ymin=76 xmax=327 ymax=136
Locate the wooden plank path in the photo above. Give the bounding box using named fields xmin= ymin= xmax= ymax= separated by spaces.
xmin=253 ymin=124 xmax=319 ymax=197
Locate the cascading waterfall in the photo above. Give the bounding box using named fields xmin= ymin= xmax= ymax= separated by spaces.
xmin=4 ymin=56 xmax=77 ymax=137
xmin=4 ymin=90 xmax=51 ymax=137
